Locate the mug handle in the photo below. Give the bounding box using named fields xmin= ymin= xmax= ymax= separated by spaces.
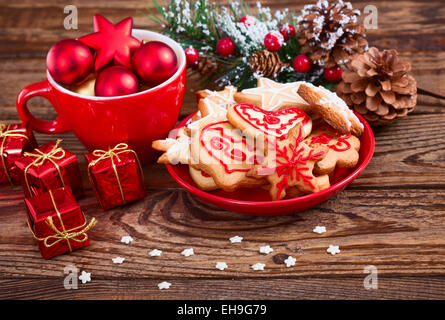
xmin=16 ymin=80 xmax=71 ymax=134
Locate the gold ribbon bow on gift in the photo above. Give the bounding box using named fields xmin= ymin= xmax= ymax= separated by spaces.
xmin=0 ymin=123 xmax=30 ymax=185
xmin=88 ymin=143 xmax=143 ymax=204
xmin=27 ymin=189 xmax=97 ymax=252
xmin=22 ymin=139 xmax=66 ymax=196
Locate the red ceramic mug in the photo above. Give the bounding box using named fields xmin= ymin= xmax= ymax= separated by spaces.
xmin=16 ymin=29 xmax=186 ymax=165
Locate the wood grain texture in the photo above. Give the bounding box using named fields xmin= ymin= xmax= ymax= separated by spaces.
xmin=0 ymin=0 xmax=445 ymax=300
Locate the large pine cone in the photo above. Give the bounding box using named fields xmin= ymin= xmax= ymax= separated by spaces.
xmin=336 ymin=47 xmax=417 ymax=126
xmin=298 ymin=0 xmax=368 ymax=68
xmin=192 ymin=56 xmax=219 ymax=76
xmin=249 ymin=50 xmax=287 ymax=78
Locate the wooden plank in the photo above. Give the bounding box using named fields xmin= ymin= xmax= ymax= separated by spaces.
xmin=1 ymin=188 xmax=444 ymax=280
xmin=1 ymin=277 xmax=444 ymax=300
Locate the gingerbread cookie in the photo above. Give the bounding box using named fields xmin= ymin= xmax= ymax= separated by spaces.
xmin=227 ymin=103 xmax=313 ymax=141
xmin=297 ymin=83 xmax=364 ymax=136
xmin=189 ymin=167 xmax=218 ymax=191
xmin=251 ymin=130 xmax=328 ymax=200
xmin=187 ymin=86 xmax=237 ymax=132
xmin=152 ymin=127 xmax=190 ymax=165
xmin=285 ymin=174 xmax=331 ymax=198
xmin=190 ymin=121 xmax=264 ymax=192
xmin=234 ymin=78 xmax=311 ymax=112
xmin=305 ymin=121 xmax=360 ymax=175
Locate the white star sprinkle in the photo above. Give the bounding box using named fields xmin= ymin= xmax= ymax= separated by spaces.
xmin=284 ymin=256 xmax=296 ymax=267
xmin=327 ymin=245 xmax=341 ymax=255
xmin=158 ymin=281 xmax=171 ymax=290
xmin=313 ymin=226 xmax=327 ymax=234
xmin=112 ymin=257 xmax=125 ymax=264
xmin=181 ymin=248 xmax=194 ymax=257
xmin=251 ymin=263 xmax=265 ymax=271
xmin=79 ymin=271 xmax=91 ymax=284
xmin=215 ymin=262 xmax=228 ymax=271
xmin=149 ymin=249 xmax=162 ymax=257
xmin=229 ymin=235 xmax=243 ymax=243
xmin=259 ymin=245 xmax=274 ymax=255
xmin=120 ymin=235 xmax=134 ymax=244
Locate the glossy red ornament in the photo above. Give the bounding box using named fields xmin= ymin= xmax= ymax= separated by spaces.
xmin=184 ymin=47 xmax=199 ymax=66
xmin=239 ymin=15 xmax=256 ymax=27
xmin=16 ymin=29 xmax=187 ymax=165
xmin=166 ymin=111 xmax=375 ymax=216
xmin=324 ymin=65 xmax=343 ymax=82
xmin=94 ymin=66 xmax=139 ymax=97
xmin=264 ymin=31 xmax=284 ymax=51
xmin=216 ymin=37 xmax=236 ymax=57
xmin=293 ymin=55 xmax=311 ymax=73
xmin=279 ymin=24 xmax=296 ymax=41
xmin=46 ymin=39 xmax=93 ymax=85
xmin=132 ymin=41 xmax=178 ymax=86
xmin=78 ymin=14 xmax=140 ymax=71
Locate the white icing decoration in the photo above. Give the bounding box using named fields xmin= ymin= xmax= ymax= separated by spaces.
xmin=241 ymin=78 xmax=309 ymax=110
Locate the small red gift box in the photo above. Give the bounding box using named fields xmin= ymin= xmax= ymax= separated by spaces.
xmin=85 ymin=143 xmax=146 ymax=210
xmin=24 ymin=187 xmax=97 ymax=260
xmin=0 ymin=122 xmax=37 ymax=185
xmin=15 ymin=139 xmax=83 ymax=198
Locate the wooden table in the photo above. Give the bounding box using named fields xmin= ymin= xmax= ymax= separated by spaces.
xmin=1 ymin=0 xmax=444 ymax=300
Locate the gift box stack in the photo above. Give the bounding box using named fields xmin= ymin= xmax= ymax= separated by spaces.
xmin=1 ymin=122 xmax=146 ymax=259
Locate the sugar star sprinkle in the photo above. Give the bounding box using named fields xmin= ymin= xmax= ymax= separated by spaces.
xmin=313 ymin=226 xmax=327 ymax=234
xmin=259 ymin=245 xmax=274 ymax=254
xmin=120 ymin=235 xmax=134 ymax=244
xmin=158 ymin=281 xmax=171 ymax=290
xmin=284 ymin=256 xmax=296 ymax=267
xmin=327 ymin=245 xmax=341 ymax=255
xmin=112 ymin=257 xmax=125 ymax=264
xmin=149 ymin=249 xmax=162 ymax=257
xmin=251 ymin=263 xmax=266 ymax=271
xmin=229 ymin=235 xmax=243 ymax=243
xmin=181 ymin=248 xmax=194 ymax=257
xmin=79 ymin=271 xmax=91 ymax=284
xmin=215 ymin=262 xmax=228 ymax=271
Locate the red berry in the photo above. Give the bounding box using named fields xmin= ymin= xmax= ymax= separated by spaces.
xmin=239 ymin=15 xmax=256 ymax=27
xmin=264 ymin=31 xmax=284 ymax=51
xmin=184 ymin=47 xmax=199 ymax=66
xmin=324 ymin=65 xmax=343 ymax=82
xmin=279 ymin=24 xmax=296 ymax=41
xmin=216 ymin=37 xmax=236 ymax=57
xmin=293 ymin=55 xmax=311 ymax=73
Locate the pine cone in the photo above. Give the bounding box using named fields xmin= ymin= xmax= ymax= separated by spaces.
xmin=298 ymin=0 xmax=368 ymax=68
xmin=249 ymin=50 xmax=288 ymax=78
xmin=192 ymin=56 xmax=219 ymax=76
xmin=336 ymin=47 xmax=417 ymax=126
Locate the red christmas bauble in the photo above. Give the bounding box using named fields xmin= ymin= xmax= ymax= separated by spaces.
xmin=293 ymin=55 xmax=311 ymax=73
xmin=46 ymin=39 xmax=93 ymax=85
xmin=184 ymin=47 xmax=199 ymax=66
xmin=216 ymin=37 xmax=236 ymax=57
xmin=279 ymin=24 xmax=296 ymax=41
xmin=239 ymin=15 xmax=256 ymax=27
xmin=94 ymin=66 xmax=139 ymax=97
xmin=264 ymin=31 xmax=284 ymax=51
xmin=132 ymin=41 xmax=178 ymax=86
xmin=324 ymin=65 xmax=343 ymax=82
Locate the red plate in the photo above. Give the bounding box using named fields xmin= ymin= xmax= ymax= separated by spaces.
xmin=166 ymin=111 xmax=375 ymax=216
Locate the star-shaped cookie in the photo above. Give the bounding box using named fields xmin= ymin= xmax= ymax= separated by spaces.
xmin=234 ymin=78 xmax=310 ymax=112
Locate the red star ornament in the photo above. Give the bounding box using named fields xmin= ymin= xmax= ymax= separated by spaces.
xmin=78 ymin=14 xmax=141 ymax=71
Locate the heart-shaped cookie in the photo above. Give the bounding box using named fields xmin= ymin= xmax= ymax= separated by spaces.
xmin=227 ymin=103 xmax=312 ymax=140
